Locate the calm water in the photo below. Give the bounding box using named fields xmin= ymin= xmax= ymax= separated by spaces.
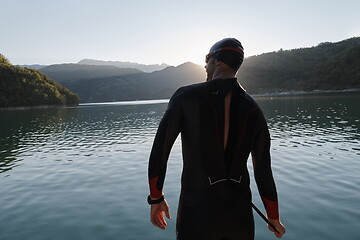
xmin=1 ymin=93 xmax=359 ymax=240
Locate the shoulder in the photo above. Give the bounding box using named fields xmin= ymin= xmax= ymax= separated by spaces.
xmin=177 ymin=81 xmax=209 ymax=94
xmin=170 ymin=82 xmax=208 ymax=102
xmin=242 ymin=91 xmax=267 ymax=120
xmin=244 ymin=92 xmax=259 ymax=108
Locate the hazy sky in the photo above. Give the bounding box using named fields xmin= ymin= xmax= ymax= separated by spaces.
xmin=1 ymin=0 xmax=359 ymax=66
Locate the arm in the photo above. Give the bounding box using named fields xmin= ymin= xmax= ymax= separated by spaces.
xmin=251 ymin=114 xmax=285 ymax=238
xmin=148 ymin=92 xmax=182 ymax=229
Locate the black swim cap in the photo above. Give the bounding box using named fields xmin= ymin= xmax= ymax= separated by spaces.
xmin=207 ymin=38 xmax=244 ymax=71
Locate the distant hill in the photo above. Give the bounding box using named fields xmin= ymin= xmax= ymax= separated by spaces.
xmin=19 ymin=64 xmax=47 ymax=70
xmin=0 ymin=54 xmax=79 ymax=108
xmin=238 ymin=37 xmax=360 ymax=93
xmin=78 ymin=59 xmax=169 ymax=72
xmin=35 ymin=37 xmax=360 ymax=103
xmin=41 ymin=62 xmax=205 ymax=102
xmin=41 ymin=64 xmax=142 ymax=82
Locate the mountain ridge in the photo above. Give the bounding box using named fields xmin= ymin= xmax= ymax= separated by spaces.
xmin=41 ymin=64 xmax=142 ymax=82
xmin=10 ymin=36 xmax=360 ymax=104
xmin=77 ymin=59 xmax=169 ymax=72
xmin=40 ymin=62 xmax=205 ymax=103
xmin=38 ymin=37 xmax=360 ymax=103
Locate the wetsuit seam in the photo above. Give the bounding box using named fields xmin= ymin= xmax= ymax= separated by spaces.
xmin=198 ymin=88 xmax=223 ymax=149
xmin=238 ymin=107 xmax=257 ymax=147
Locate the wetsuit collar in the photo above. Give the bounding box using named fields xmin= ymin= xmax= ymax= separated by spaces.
xmin=207 ymin=78 xmax=239 ymax=97
xmin=210 ymin=77 xmax=237 ymax=83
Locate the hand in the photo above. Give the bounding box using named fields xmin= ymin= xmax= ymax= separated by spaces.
xmin=267 ymin=218 xmax=286 ymax=238
xmin=150 ymin=199 xmax=171 ymax=229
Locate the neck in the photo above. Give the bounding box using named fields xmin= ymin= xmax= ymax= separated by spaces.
xmin=211 ymin=68 xmax=235 ymax=80
xmin=211 ymin=73 xmax=235 ymax=80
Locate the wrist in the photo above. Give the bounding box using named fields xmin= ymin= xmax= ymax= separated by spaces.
xmin=147 ymin=195 xmax=165 ymax=205
xmin=268 ymin=217 xmax=281 ymax=224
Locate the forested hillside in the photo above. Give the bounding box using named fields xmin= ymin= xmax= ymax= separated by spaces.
xmin=308 ymin=46 xmax=360 ymax=89
xmin=0 ymin=55 xmax=79 ymax=108
xmin=238 ymin=37 xmax=360 ymax=93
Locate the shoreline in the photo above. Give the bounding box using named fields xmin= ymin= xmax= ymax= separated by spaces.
xmin=0 ymin=104 xmax=78 ymax=111
xmin=251 ymin=88 xmax=360 ymax=98
xmin=1 ymin=89 xmax=359 ymax=111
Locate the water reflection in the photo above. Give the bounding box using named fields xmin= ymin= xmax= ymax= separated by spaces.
xmin=1 ymin=108 xmax=76 ymax=173
xmin=0 ymin=103 xmax=168 ymax=174
xmin=1 ymin=93 xmax=360 ymax=174
xmin=256 ymin=93 xmax=360 ymax=154
xmin=1 ymin=93 xmax=359 ymax=174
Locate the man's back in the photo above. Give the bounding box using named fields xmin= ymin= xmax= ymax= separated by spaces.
xmin=149 ymin=78 xmax=277 ymax=239
xmin=148 ymin=38 xmax=285 ymax=240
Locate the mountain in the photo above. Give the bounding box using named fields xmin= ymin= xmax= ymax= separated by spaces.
xmin=40 ymin=64 xmax=142 ymax=82
xmin=121 ymin=62 xmax=206 ymax=99
xmin=77 ymin=59 xmax=169 ymax=72
xmin=19 ymin=64 xmax=47 ymax=70
xmin=237 ymin=37 xmax=360 ymax=93
xmin=0 ymin=54 xmax=79 ymax=108
xmin=36 ymin=37 xmax=360 ymax=103
xmin=40 ymin=62 xmax=206 ymax=103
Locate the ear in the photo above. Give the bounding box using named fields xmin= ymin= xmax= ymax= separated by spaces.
xmin=211 ymin=58 xmax=225 ymax=68
xmin=210 ymin=58 xmax=217 ymax=64
xmin=214 ymin=60 xmax=223 ymax=66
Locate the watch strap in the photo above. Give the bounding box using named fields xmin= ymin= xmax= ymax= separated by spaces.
xmin=147 ymin=195 xmax=164 ymax=205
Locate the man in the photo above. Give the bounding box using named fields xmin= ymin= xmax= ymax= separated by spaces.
xmin=147 ymin=38 xmax=286 ymax=239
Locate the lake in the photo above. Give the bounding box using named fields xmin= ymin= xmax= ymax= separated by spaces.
xmin=1 ymin=92 xmax=359 ymax=240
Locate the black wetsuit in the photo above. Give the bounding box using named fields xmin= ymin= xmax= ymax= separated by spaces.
xmin=148 ymin=78 xmax=279 ymax=240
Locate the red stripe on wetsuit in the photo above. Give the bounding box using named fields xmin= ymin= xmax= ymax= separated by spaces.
xmin=262 ymin=197 xmax=279 ymax=219
xmin=149 ymin=176 xmax=163 ymax=199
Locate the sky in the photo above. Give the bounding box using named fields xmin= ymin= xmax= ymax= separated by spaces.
xmin=1 ymin=0 xmax=360 ymax=66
